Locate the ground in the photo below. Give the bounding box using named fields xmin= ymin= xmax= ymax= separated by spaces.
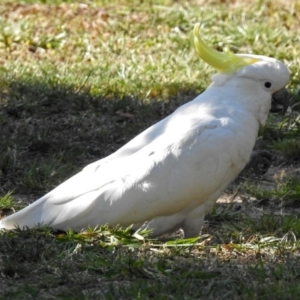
xmin=0 ymin=0 xmax=300 ymax=299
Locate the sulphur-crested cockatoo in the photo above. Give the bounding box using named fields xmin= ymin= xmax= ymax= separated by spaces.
xmin=0 ymin=23 xmax=290 ymax=237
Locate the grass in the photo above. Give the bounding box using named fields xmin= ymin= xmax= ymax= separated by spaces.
xmin=273 ymin=139 xmax=300 ymax=160
xmin=245 ymin=177 xmax=300 ymax=206
xmin=0 ymin=192 xmax=14 ymax=208
xmin=0 ymin=0 xmax=300 ymax=299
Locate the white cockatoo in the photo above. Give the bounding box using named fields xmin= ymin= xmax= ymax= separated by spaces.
xmin=0 ymin=24 xmax=290 ymax=237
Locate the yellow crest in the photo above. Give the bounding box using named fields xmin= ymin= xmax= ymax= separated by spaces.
xmin=192 ymin=23 xmax=257 ymax=73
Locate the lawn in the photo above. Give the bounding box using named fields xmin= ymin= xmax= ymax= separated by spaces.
xmin=0 ymin=0 xmax=300 ymax=299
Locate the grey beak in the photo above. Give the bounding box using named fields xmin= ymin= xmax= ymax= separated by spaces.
xmin=270 ymin=88 xmax=290 ymax=115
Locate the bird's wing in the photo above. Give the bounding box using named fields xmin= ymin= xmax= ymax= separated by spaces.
xmin=47 ymin=96 xmax=221 ymax=206
xmin=44 ymin=98 xmax=206 ymax=206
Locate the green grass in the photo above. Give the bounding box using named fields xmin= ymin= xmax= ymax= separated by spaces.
xmin=0 ymin=0 xmax=300 ymax=299
xmin=273 ymin=139 xmax=300 ymax=160
xmin=245 ymin=177 xmax=300 ymax=206
xmin=0 ymin=192 xmax=14 ymax=208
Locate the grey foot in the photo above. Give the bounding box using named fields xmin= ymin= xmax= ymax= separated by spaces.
xmin=245 ymin=150 xmax=272 ymax=175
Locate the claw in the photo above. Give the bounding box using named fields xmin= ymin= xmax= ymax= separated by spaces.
xmin=245 ymin=150 xmax=272 ymax=176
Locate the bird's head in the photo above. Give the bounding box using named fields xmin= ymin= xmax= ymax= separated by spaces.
xmin=191 ymin=23 xmax=290 ymax=114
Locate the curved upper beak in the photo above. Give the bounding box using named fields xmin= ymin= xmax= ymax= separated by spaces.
xmin=270 ymin=88 xmax=290 ymax=115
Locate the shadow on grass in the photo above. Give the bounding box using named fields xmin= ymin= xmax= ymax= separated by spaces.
xmin=0 ymin=78 xmax=200 ymax=196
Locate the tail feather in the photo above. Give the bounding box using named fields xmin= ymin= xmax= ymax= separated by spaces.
xmin=0 ymin=197 xmax=47 ymax=230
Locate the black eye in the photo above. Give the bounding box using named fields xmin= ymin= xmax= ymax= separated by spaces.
xmin=265 ymin=82 xmax=272 ymax=88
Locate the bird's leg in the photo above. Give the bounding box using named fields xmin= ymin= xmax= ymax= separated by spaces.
xmin=244 ymin=150 xmax=272 ymax=175
xmin=182 ymin=214 xmax=205 ymax=238
xmin=181 ymin=204 xmax=210 ymax=238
